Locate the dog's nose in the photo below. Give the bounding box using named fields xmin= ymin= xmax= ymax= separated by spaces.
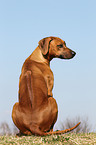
xmin=71 ymin=51 xmax=76 ymax=57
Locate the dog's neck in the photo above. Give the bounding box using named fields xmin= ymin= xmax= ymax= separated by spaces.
xmin=30 ymin=47 xmax=50 ymax=66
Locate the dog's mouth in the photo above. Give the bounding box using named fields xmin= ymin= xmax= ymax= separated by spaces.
xmin=58 ymin=51 xmax=76 ymax=59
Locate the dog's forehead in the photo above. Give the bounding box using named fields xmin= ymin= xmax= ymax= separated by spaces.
xmin=52 ymin=37 xmax=64 ymax=44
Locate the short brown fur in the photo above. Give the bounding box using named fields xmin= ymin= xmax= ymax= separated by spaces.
xmin=12 ymin=36 xmax=80 ymax=136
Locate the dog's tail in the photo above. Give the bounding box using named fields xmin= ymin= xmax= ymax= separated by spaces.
xmin=46 ymin=122 xmax=81 ymax=135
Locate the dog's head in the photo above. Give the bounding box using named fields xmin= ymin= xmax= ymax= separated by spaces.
xmin=38 ymin=36 xmax=76 ymax=60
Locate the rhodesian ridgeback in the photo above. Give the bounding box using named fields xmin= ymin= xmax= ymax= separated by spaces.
xmin=12 ymin=36 xmax=80 ymax=136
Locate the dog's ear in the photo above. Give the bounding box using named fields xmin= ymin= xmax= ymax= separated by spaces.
xmin=38 ymin=37 xmax=53 ymax=55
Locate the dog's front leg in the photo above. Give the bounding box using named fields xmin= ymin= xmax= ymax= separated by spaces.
xmin=44 ymin=71 xmax=54 ymax=97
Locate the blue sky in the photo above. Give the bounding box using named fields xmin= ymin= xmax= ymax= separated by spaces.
xmin=0 ymin=0 xmax=96 ymax=131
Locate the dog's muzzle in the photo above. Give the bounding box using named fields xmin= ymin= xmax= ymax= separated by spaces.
xmin=59 ymin=50 xmax=76 ymax=59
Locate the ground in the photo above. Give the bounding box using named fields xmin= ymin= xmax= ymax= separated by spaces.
xmin=0 ymin=133 xmax=96 ymax=145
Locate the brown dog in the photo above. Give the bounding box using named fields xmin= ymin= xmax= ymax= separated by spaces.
xmin=12 ymin=36 xmax=80 ymax=136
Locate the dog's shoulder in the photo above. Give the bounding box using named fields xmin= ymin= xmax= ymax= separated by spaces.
xmin=21 ymin=58 xmax=51 ymax=75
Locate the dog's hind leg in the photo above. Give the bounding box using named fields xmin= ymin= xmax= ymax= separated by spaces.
xmin=12 ymin=102 xmax=25 ymax=133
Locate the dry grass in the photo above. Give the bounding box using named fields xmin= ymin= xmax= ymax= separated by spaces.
xmin=0 ymin=133 xmax=96 ymax=145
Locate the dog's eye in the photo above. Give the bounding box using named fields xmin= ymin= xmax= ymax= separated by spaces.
xmin=57 ymin=44 xmax=63 ymax=48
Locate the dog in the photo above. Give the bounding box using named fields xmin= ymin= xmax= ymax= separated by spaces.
xmin=12 ymin=36 xmax=80 ymax=136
